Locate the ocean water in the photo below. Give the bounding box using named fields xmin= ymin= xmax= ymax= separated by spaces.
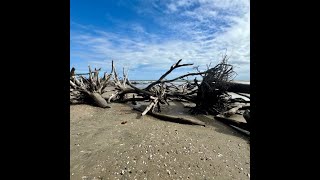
xmin=132 ymin=80 xmax=250 ymax=89
xmin=133 ymin=81 xmax=186 ymax=89
xmin=232 ymin=80 xmax=250 ymax=85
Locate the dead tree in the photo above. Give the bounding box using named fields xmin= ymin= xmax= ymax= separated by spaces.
xmin=107 ymin=59 xmax=249 ymax=117
xmin=70 ymin=58 xmax=250 ymax=129
xmin=109 ymin=59 xmax=207 ymax=116
xmin=70 ymin=66 xmax=112 ymax=108
xmin=189 ymin=55 xmax=237 ymax=115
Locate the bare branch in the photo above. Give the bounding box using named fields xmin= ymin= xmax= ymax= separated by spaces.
xmin=142 ymin=97 xmax=158 ymax=115
xmin=144 ymin=59 xmax=193 ymax=90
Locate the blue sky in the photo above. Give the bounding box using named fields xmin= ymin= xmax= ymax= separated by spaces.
xmin=71 ymin=0 xmax=250 ymax=80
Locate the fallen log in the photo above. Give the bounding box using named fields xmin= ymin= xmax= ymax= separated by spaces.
xmin=88 ymin=92 xmax=110 ymax=108
xmin=228 ymin=98 xmax=250 ymax=103
xmin=223 ymin=105 xmax=250 ymax=117
xmin=133 ymin=107 xmax=206 ymax=126
xmin=234 ymin=92 xmax=250 ymax=99
xmin=214 ymin=115 xmax=249 ymax=131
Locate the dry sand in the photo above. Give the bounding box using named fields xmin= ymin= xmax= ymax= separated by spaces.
xmin=70 ymin=101 xmax=250 ymax=180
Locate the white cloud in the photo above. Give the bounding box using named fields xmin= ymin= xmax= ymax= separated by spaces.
xmin=167 ymin=3 xmax=178 ymax=12
xmin=71 ymin=0 xmax=250 ymax=80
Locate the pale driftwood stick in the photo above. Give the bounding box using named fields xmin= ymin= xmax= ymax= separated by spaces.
xmin=151 ymin=98 xmax=159 ymax=112
xmin=108 ymin=92 xmax=119 ymax=103
xmin=103 ymin=72 xmax=107 ymax=80
xmin=70 ymin=80 xmax=89 ymax=94
xmin=105 ymin=74 xmax=112 ymax=83
xmin=95 ymin=69 xmax=101 ymax=87
xmin=79 ymin=78 xmax=84 ymax=87
xmin=234 ymin=92 xmax=250 ymax=99
xmin=222 ymin=105 xmax=243 ymax=117
xmin=88 ymin=65 xmax=93 ymax=82
xmin=145 ymin=59 xmax=193 ymax=91
xmin=239 ymin=106 xmax=250 ymax=110
xmin=112 ymin=60 xmax=119 ymax=83
xmin=70 ymin=99 xmax=86 ymax=104
xmin=102 ymin=73 xmax=112 ymax=85
xmin=98 ymin=74 xmax=112 ymax=94
xmin=185 ymin=89 xmax=198 ymax=95
xmin=72 ymin=76 xmax=82 ymax=86
xmin=70 ymin=80 xmax=77 ymax=89
xmin=142 ymin=97 xmax=158 ymax=115
xmin=133 ymin=107 xmax=206 ymax=126
xmin=228 ymin=98 xmax=250 ymax=103
xmin=122 ymin=67 xmax=128 ymax=88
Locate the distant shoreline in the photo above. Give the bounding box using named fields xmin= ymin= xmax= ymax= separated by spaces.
xmin=130 ymin=80 xmax=250 ymax=84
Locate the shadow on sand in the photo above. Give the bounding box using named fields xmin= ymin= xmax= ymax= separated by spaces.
xmin=129 ymin=101 xmax=250 ymax=142
xmin=195 ymin=115 xmax=250 ymax=142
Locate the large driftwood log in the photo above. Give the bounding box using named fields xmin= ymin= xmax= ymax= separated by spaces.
xmin=88 ymin=92 xmax=110 ymax=108
xmin=133 ymin=107 xmax=206 ymax=126
xmin=234 ymin=92 xmax=250 ymax=99
xmin=214 ymin=115 xmax=249 ymax=131
xmin=222 ymin=105 xmax=250 ymax=117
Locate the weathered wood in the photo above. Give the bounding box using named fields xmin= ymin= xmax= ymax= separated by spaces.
xmin=70 ymin=59 xmax=250 ymax=120
xmin=131 ymin=94 xmax=137 ymax=105
xmin=222 ymin=105 xmax=250 ymax=117
xmin=144 ymin=59 xmax=194 ymax=91
xmin=127 ymin=80 xmax=154 ymax=96
xmin=108 ymin=92 xmax=118 ymax=103
xmin=142 ymin=97 xmax=158 ymax=115
xmin=234 ymin=92 xmax=250 ymax=99
xmin=214 ymin=115 xmax=249 ymax=131
xmin=228 ymin=98 xmax=250 ymax=103
xmin=243 ymin=109 xmax=250 ymax=124
xmin=133 ymin=107 xmax=206 ymax=126
xmin=70 ymin=67 xmax=75 ymax=77
xmin=88 ymin=92 xmax=110 ymax=108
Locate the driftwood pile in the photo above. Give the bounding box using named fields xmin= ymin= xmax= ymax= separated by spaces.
xmin=70 ymin=57 xmax=250 ymax=132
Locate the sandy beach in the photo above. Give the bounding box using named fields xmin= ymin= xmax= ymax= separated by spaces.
xmin=70 ymin=98 xmax=250 ymax=179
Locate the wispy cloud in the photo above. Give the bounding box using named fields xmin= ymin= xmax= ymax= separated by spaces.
xmin=71 ymin=0 xmax=250 ymax=80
